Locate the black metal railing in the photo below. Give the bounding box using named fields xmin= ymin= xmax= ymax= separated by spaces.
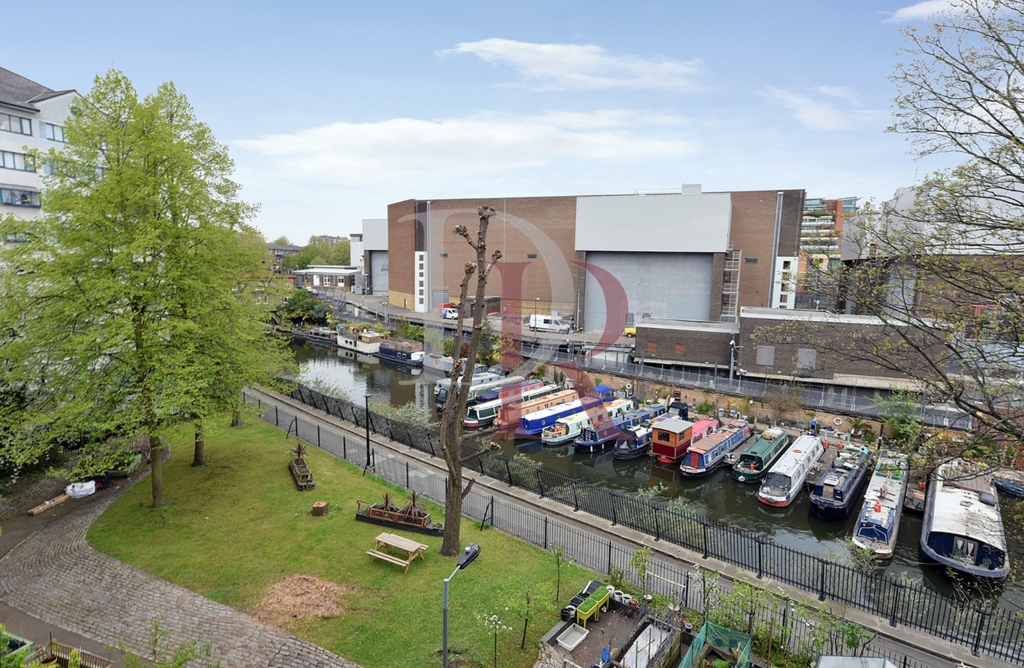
xmin=262 ymin=383 xmax=1022 ymax=665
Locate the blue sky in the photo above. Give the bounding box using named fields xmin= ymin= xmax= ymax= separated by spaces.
xmin=8 ymin=1 xmax=960 ymax=243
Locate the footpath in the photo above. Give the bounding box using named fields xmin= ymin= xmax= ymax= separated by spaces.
xmin=0 ymin=461 xmax=360 ymax=668
xmin=252 ymin=387 xmax=1018 ymax=668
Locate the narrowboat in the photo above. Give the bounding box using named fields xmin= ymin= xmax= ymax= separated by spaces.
xmin=574 ymin=403 xmax=667 ymax=453
xmin=496 ymin=389 xmax=577 ymax=430
xmin=433 ymin=372 xmax=502 ymax=407
xmin=424 ymin=355 xmax=488 ymax=375
xmin=612 ymin=423 xmax=655 ymax=460
xmin=679 ymin=419 xmax=753 ymax=478
xmin=542 ymin=398 xmax=633 ymax=446
xmin=298 ymin=326 xmax=339 ymax=345
xmin=730 ymin=427 xmax=790 ymax=483
xmin=463 ymin=381 xmax=555 ymax=428
xmin=337 ymin=328 xmax=381 ymax=356
xmin=808 ymin=443 xmax=872 ymax=520
xmin=851 ymin=451 xmax=909 ymax=559
xmin=652 ymin=417 xmax=717 ymax=464
xmin=757 ymin=434 xmax=824 ymax=507
xmin=514 ymin=385 xmax=614 ymax=439
xmin=377 ymin=337 xmax=425 ymax=367
xmin=993 ymin=476 xmax=1024 ymax=499
xmin=466 ymin=375 xmax=531 ymax=407
xmin=920 ymin=460 xmax=1009 ymax=581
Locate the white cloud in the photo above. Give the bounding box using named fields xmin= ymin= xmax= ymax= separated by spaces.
xmin=234 ymin=110 xmax=696 ymax=183
xmin=817 ymin=85 xmax=861 ymax=105
xmin=883 ymin=0 xmax=956 ymax=23
xmin=439 ymin=38 xmax=701 ymax=92
xmin=764 ymin=87 xmax=883 ymax=131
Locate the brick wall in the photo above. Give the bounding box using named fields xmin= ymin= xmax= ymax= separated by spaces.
xmin=635 ymin=327 xmax=735 ymax=366
xmin=726 ymin=190 xmax=805 ymax=310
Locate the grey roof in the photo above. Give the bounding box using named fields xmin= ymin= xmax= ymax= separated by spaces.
xmin=0 ymin=67 xmax=73 ymax=113
xmin=268 ymin=243 xmax=302 ymax=251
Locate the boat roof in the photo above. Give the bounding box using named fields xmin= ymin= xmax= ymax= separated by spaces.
xmin=741 ymin=428 xmax=787 ymax=455
xmin=687 ymin=420 xmax=748 ymax=454
xmin=930 ymin=461 xmax=1006 ymax=550
xmin=766 ymin=435 xmax=822 ymax=476
xmin=558 ymin=398 xmax=632 ymax=425
xmin=525 ymin=398 xmax=582 ymax=419
xmin=862 ymin=453 xmax=907 ymax=510
xmin=653 ymin=416 xmax=693 ymax=434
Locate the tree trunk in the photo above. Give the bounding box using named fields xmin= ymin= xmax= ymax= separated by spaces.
xmin=440 ymin=408 xmax=465 ymax=557
xmin=192 ymin=418 xmax=206 ymax=467
xmin=231 ymin=408 xmax=243 ymax=428
xmin=150 ymin=433 xmax=164 ymax=508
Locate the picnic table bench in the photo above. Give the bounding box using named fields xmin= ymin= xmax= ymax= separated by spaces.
xmin=367 ymin=532 xmax=429 ymax=573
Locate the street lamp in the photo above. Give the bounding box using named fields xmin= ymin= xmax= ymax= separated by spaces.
xmin=729 ymin=339 xmax=736 ymax=382
xmin=443 ymin=543 xmax=481 ymax=668
xmin=534 ymin=297 xmax=540 ymax=327
xmin=363 ymin=392 xmax=372 ymax=474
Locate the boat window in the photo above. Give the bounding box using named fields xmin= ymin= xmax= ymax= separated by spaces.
xmin=953 ymin=538 xmax=978 ymax=561
xmin=656 ymin=431 xmax=671 ymax=443
xmin=763 ymin=472 xmax=791 ymax=488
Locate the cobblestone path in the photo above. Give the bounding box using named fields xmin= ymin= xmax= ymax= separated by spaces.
xmin=0 ymin=479 xmax=360 ymax=668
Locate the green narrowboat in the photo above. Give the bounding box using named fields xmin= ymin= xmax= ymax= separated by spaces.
xmin=730 ymin=427 xmax=790 ymax=483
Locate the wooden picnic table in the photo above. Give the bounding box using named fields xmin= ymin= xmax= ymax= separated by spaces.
xmin=367 ymin=532 xmax=429 ymax=573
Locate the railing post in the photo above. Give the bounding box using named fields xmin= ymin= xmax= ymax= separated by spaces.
xmin=608 ymin=540 xmax=613 ymax=574
xmin=537 ymin=471 xmax=544 ymax=498
xmin=756 ymin=538 xmax=763 ymax=579
xmin=818 ymin=558 xmax=827 ymax=602
xmin=653 ymin=505 xmax=660 ymax=541
xmin=889 ymin=580 xmax=902 ymax=628
xmin=972 ymin=607 xmax=990 ymax=656
xmin=610 ymin=497 xmax=617 ymax=526
xmin=343 ymin=436 xmax=347 ymax=459
xmin=406 ymin=461 xmax=410 ymax=489
xmin=572 ymin=483 xmax=579 ymax=512
xmin=317 ymin=425 xmax=321 ymax=447
xmin=505 ymin=460 xmax=513 ymax=486
xmin=275 ymin=406 xmax=279 ymax=426
xmin=701 ymin=523 xmax=709 ymax=559
xmin=543 ymin=516 xmax=548 ymax=549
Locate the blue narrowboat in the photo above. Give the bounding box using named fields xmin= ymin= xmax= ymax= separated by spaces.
xmin=679 ymin=419 xmax=752 ymax=478
xmin=851 ymin=451 xmax=908 ymax=559
xmin=377 ymin=338 xmax=425 ymax=367
xmin=612 ymin=422 xmax=656 ymax=460
xmin=920 ymin=460 xmax=1009 ymax=581
xmin=574 ymin=403 xmax=667 ymax=453
xmin=808 ymin=443 xmax=872 ymax=520
xmin=514 ymin=385 xmax=613 ymax=439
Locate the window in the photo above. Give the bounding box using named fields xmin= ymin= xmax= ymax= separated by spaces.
xmin=440 ymin=252 xmax=448 ymax=258
xmin=779 ymin=294 xmax=788 ymax=304
xmin=0 ymin=150 xmax=34 ymax=172
xmin=674 ymin=343 xmax=686 ymax=355
xmin=0 ymin=188 xmax=41 ymax=207
xmin=745 ymin=257 xmax=759 ymax=264
xmin=0 ymin=113 xmax=32 ymax=136
xmin=655 ymin=430 xmax=671 ymax=443
xmin=646 ymin=341 xmax=657 ymax=354
xmin=527 ymin=253 xmax=537 ymax=259
xmin=755 ymin=345 xmax=775 ymax=366
xmin=43 ymin=123 xmax=65 ymax=142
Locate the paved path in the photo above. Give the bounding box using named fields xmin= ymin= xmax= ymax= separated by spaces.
xmin=0 ymin=475 xmax=360 ymax=668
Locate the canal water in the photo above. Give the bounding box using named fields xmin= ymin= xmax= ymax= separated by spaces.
xmin=293 ymin=340 xmax=1023 ymax=610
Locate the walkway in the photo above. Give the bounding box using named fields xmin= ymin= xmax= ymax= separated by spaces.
xmin=0 ymin=473 xmax=360 ymax=668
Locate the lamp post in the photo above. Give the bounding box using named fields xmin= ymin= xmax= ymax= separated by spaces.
xmin=534 ymin=297 xmax=539 ymax=326
xmin=363 ymin=392 xmax=372 ymax=474
xmin=443 ymin=543 xmax=481 ymax=668
xmin=729 ymin=339 xmax=736 ymax=382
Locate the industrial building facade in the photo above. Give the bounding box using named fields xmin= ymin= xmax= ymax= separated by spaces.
xmin=370 ymin=186 xmax=805 ymax=333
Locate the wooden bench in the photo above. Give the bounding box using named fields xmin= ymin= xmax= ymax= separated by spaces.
xmin=367 ymin=549 xmax=416 ymax=572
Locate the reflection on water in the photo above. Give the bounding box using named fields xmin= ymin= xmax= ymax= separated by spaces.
xmin=294 ymin=340 xmax=1023 ymax=611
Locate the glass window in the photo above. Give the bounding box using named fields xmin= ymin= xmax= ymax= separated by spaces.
xmin=0 ymin=113 xmax=32 ymax=135
xmin=0 ymin=188 xmax=41 ymax=207
xmin=0 ymin=150 xmax=33 ymax=171
xmin=43 ymin=123 xmax=66 ymax=142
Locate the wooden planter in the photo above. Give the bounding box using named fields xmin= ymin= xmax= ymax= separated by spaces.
xmin=289 ymin=458 xmax=315 ymax=491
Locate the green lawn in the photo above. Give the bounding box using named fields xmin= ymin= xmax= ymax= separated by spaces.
xmin=88 ymin=418 xmax=594 ymax=668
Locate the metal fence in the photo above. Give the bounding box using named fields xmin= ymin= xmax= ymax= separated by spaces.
xmin=251 ymin=385 xmax=1021 ymax=665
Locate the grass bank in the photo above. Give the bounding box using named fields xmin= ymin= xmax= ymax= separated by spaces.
xmin=88 ymin=417 xmax=593 ymax=668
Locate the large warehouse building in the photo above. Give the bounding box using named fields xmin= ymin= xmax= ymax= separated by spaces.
xmin=366 ymin=185 xmax=805 ymax=334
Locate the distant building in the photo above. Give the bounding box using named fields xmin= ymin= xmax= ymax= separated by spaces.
xmin=0 ymin=67 xmax=77 ymax=243
xmin=293 ymin=265 xmax=360 ymax=292
xmin=796 ymin=196 xmax=857 ymax=310
xmin=268 ymin=243 xmax=301 ymax=273
xmin=362 ymin=218 xmax=388 ymax=296
xmin=310 ymin=234 xmax=345 ymax=247
xmin=374 ymin=185 xmax=805 ymax=328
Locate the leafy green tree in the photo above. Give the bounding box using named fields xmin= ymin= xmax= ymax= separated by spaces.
xmin=271 ymin=235 xmax=290 ymax=245
xmin=0 ymin=70 xmax=280 ymax=507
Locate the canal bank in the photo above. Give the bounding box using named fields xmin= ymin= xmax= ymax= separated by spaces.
xmin=250 ymin=384 xmax=1019 ymax=668
xmin=291 ymin=339 xmax=1023 ymax=614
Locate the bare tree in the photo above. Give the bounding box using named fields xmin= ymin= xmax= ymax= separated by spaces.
xmin=803 ymin=0 xmax=1024 ymax=465
xmin=438 ymin=206 xmax=502 ymax=557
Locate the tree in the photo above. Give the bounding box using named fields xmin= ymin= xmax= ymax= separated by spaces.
xmin=438 ymin=206 xmax=502 ymax=557
xmin=271 ymin=235 xmax=290 ymax=245
xmin=0 ymin=70 xmax=281 ymax=507
xmin=809 ymin=0 xmax=1024 ymax=465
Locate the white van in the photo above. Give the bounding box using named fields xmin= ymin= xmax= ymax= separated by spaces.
xmin=528 ymin=314 xmax=571 ymax=333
